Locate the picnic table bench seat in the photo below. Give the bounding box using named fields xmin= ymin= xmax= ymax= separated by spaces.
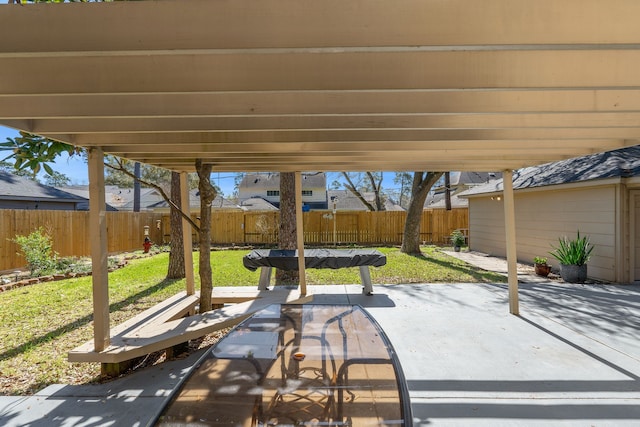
xmin=68 ymin=288 xmax=311 ymax=375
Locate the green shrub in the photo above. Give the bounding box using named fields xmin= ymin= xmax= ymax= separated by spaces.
xmin=533 ymin=256 xmax=547 ymax=265
xmin=12 ymin=227 xmax=59 ymax=276
xmin=549 ymin=231 xmax=594 ymax=266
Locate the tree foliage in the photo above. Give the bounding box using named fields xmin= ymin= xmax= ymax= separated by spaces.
xmin=43 ymin=170 xmax=71 ymax=187
xmin=0 ymin=132 xmax=82 ymax=177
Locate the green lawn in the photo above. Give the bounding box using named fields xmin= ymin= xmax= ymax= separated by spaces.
xmin=0 ymin=246 xmax=505 ymax=395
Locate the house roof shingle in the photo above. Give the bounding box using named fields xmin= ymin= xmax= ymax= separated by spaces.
xmin=239 ymin=172 xmax=326 ymax=190
xmin=0 ymin=172 xmax=87 ymax=204
xmin=239 ymin=197 xmax=278 ymax=211
xmin=327 ymin=189 xmax=403 ymax=211
xmin=460 ymin=146 xmax=640 ymax=197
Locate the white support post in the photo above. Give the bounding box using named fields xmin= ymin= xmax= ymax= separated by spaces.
xmin=88 ymin=148 xmax=110 ymax=351
xmin=295 ymin=172 xmax=307 ymax=296
xmin=180 ymin=172 xmax=195 ymax=295
xmin=503 ymin=169 xmax=519 ymax=315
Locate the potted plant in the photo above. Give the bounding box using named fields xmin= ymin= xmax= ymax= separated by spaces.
xmin=533 ymin=256 xmax=552 ymax=277
xmin=451 ymin=229 xmax=466 ymax=252
xmin=549 ymin=231 xmax=594 ymax=283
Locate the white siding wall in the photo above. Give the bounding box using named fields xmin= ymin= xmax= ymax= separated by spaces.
xmin=469 ymin=185 xmax=617 ymax=282
xmin=238 ymin=186 xmax=327 ymax=204
xmin=302 ymin=186 xmax=328 ymax=204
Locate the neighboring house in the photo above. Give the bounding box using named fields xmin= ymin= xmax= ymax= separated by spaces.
xmin=459 ymin=146 xmax=640 ymax=283
xmin=61 ymin=186 xmax=240 ymax=212
xmin=147 ymin=189 xmax=241 ymax=212
xmin=238 ymin=172 xmax=328 ymax=210
xmin=327 ymin=190 xmax=404 ymax=211
xmin=58 ymin=185 xmax=128 ymax=211
xmin=0 ymin=171 xmax=88 ymax=210
xmin=108 ymin=187 xmax=163 ymax=211
xmin=425 ymin=172 xmax=502 ymax=209
xmin=62 ymin=186 xmax=169 ymax=211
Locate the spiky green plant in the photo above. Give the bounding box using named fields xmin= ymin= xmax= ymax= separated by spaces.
xmin=451 ymin=229 xmax=466 ymax=247
xmin=549 ymin=231 xmax=594 ymax=266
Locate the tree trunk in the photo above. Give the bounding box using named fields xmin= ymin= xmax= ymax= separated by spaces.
xmin=196 ymin=160 xmax=217 ymax=312
xmin=133 ymin=162 xmax=141 ymax=212
xmin=444 ymin=171 xmax=452 ymax=211
xmin=276 ymin=172 xmax=299 ymax=286
xmin=167 ymin=172 xmax=185 ymax=279
xmin=401 ymin=172 xmax=443 ymax=254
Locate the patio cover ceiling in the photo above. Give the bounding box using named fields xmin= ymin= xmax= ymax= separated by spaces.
xmin=1 ymin=0 xmax=640 ymax=173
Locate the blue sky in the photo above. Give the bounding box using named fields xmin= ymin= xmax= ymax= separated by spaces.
xmin=1 ymin=125 xmax=406 ymax=197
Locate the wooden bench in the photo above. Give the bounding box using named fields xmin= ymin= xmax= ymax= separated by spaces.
xmin=69 ymin=288 xmax=311 ymax=375
xmin=242 ymin=249 xmax=387 ymax=295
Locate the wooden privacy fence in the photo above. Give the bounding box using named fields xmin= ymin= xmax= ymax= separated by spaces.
xmin=1 ymin=208 xmax=467 ymax=271
xmin=160 ymin=209 xmax=468 ymax=247
xmin=0 ymin=210 xmax=164 ymax=272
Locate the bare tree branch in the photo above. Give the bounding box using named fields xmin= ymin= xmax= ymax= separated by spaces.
xmin=105 ymin=159 xmax=201 ymax=233
xmin=365 ymin=171 xmax=384 ymax=211
xmin=341 ymin=172 xmax=376 ymax=211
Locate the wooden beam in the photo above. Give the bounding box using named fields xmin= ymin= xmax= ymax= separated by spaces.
xmin=124 ymin=148 xmax=617 ymax=163
xmin=99 ymin=139 xmax=626 ymax=154
xmin=24 ymin=112 xmax=640 ymax=134
xmin=72 ymin=128 xmax=640 ymax=146
xmin=4 ymin=0 xmax=640 ymax=55
xmin=4 ymin=49 xmax=640 ymax=96
xmin=4 ymin=89 xmax=640 ymax=119
xmin=180 ymin=172 xmax=195 ymax=295
xmin=502 ymin=169 xmax=519 ymax=315
xmin=88 ymin=147 xmax=110 ymax=351
xmin=295 ymin=171 xmax=307 ymax=296
xmin=143 ymin=159 xmax=601 ymax=173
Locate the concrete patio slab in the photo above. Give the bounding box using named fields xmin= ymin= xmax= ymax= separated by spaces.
xmin=2 ymin=279 xmax=639 ymax=426
xmin=360 ymin=283 xmax=640 ymax=426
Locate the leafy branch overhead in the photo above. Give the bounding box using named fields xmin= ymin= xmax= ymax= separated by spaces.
xmin=0 ymin=132 xmax=82 ymax=177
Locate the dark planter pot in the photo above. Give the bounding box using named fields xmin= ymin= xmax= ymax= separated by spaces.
xmin=534 ymin=263 xmax=552 ymax=277
xmin=560 ymin=264 xmax=587 ymax=283
xmin=454 ymin=246 xmax=461 ymax=252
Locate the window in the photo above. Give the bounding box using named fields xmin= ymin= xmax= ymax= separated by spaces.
xmin=302 ymin=190 xmax=313 ymax=196
xmin=267 ymin=190 xmax=280 ymax=197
